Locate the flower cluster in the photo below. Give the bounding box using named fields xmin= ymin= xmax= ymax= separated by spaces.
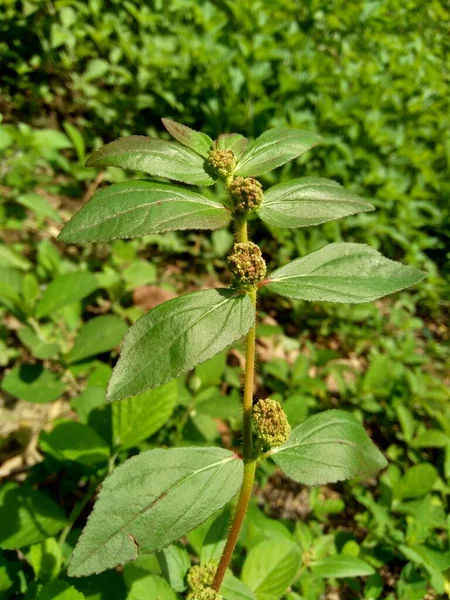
xmin=227 ymin=242 xmax=266 ymax=289
xmin=186 ymin=562 xmax=219 ymax=600
xmin=230 ymin=177 xmax=263 ymax=213
xmin=252 ymin=398 xmax=291 ymax=448
xmin=207 ymin=148 xmax=236 ymax=178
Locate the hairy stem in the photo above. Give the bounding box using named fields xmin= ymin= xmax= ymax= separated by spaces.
xmin=213 ymin=237 xmax=257 ymax=590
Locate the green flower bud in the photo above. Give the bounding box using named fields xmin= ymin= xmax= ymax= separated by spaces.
xmin=253 ymin=399 xmax=291 ymax=448
xmin=227 ymin=242 xmax=267 ymax=289
xmin=230 ymin=177 xmax=263 ymax=213
xmin=186 ymin=563 xmax=216 ymax=596
xmin=207 ymin=149 xmax=236 ymax=178
xmin=190 ymin=589 xmax=223 ymax=600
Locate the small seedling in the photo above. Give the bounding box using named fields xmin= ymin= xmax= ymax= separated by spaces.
xmin=58 ymin=120 xmax=425 ymax=596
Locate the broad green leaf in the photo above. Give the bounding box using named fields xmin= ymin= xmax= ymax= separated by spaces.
xmin=310 ymin=555 xmax=375 ymax=578
xmin=162 ymin=118 xmax=213 ymax=158
xmin=2 ymin=364 xmax=65 ymax=403
xmin=241 ymin=539 xmax=301 ymax=600
xmin=266 ymin=243 xmax=426 ymax=303
xmin=0 ymin=483 xmax=66 ymax=549
xmin=68 ymin=447 xmax=243 ymax=577
xmin=67 ymin=315 xmax=128 ymax=364
xmin=222 ymin=572 xmax=257 ymax=600
xmin=201 ymin=507 xmax=231 ymax=564
xmin=235 ymin=128 xmax=321 ymax=177
xmin=395 ymin=463 xmax=438 ymax=500
xmin=36 ymin=271 xmax=98 ymax=318
xmin=38 ymin=580 xmax=86 ymax=600
xmin=17 ymin=193 xmax=62 ymax=223
xmin=112 ymin=380 xmax=177 ymax=450
xmin=216 ymin=133 xmax=248 ymax=159
xmin=26 ymin=538 xmax=62 ymax=583
xmin=106 ymin=288 xmax=254 ymax=402
xmin=86 ymin=136 xmax=215 ymax=186
xmin=57 ymin=181 xmax=230 ymax=243
xmin=259 ymin=177 xmax=374 ymax=228
xmin=17 ymin=327 xmax=59 ymax=359
xmin=271 ymin=410 xmax=387 ymax=485
xmin=156 ymin=544 xmax=190 ymax=593
xmin=40 ymin=420 xmax=110 ymax=465
xmin=127 ymin=574 xmax=177 ymax=600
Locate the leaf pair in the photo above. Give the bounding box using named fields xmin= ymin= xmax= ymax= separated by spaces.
xmin=68 ymin=410 xmax=386 ymax=578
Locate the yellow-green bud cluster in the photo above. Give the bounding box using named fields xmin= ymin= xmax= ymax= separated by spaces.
xmin=186 ymin=563 xmax=217 ymax=599
xmin=252 ymin=399 xmax=291 ymax=448
xmin=191 ymin=589 xmax=223 ymax=600
xmin=230 ymin=177 xmax=263 ymax=213
xmin=227 ymin=242 xmax=266 ymax=289
xmin=207 ymin=149 xmax=236 ymax=178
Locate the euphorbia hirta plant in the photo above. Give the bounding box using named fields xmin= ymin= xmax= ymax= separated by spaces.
xmin=58 ymin=120 xmax=425 ymax=598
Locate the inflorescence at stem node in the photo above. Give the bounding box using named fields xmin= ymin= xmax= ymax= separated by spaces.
xmin=253 ymin=398 xmax=291 ymax=448
xmin=227 ymin=242 xmax=266 ymax=290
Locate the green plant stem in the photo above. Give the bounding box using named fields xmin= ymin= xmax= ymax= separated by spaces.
xmin=213 ymin=284 xmax=257 ymax=591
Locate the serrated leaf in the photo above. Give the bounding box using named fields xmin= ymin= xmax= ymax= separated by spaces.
xmin=112 ymin=380 xmax=177 ymax=450
xmin=162 ymin=118 xmax=213 ymax=158
xmin=235 ymin=128 xmax=321 ymax=177
xmin=36 ymin=271 xmax=98 ymax=318
xmin=86 ymin=136 xmax=215 ymax=186
xmin=67 ymin=315 xmax=128 ymax=364
xmin=259 ymin=177 xmax=375 ymax=228
xmin=58 ymin=180 xmax=230 ymax=243
xmin=266 ymin=243 xmax=426 ymax=303
xmin=2 ymin=364 xmax=65 ymax=403
xmin=68 ymin=447 xmax=243 ymax=577
xmin=310 ymin=555 xmax=375 ymax=578
xmin=106 ymin=288 xmax=254 ymax=402
xmin=216 ymin=133 xmax=248 ymax=159
xmin=242 ymin=539 xmax=301 ymax=600
xmin=0 ymin=483 xmax=66 ymax=549
xmin=40 ymin=420 xmax=110 ymax=465
xmin=271 ymin=410 xmax=387 ymax=485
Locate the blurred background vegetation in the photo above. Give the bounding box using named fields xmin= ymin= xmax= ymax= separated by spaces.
xmin=0 ymin=1 xmax=449 ymax=599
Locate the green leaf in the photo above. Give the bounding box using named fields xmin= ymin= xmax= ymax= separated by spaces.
xmin=310 ymin=555 xmax=375 ymax=578
xmin=0 ymin=483 xmax=66 ymax=549
xmin=241 ymin=539 xmax=300 ymax=600
xmin=17 ymin=193 xmax=62 ymax=223
xmin=2 ymin=364 xmax=66 ymax=403
xmin=395 ymin=463 xmax=438 ymax=500
xmin=222 ymin=572 xmax=257 ymax=600
xmin=106 ymin=288 xmax=254 ymax=402
xmin=235 ymin=128 xmax=321 ymax=177
xmin=67 ymin=315 xmax=128 ymax=364
xmin=40 ymin=420 xmax=110 ymax=465
xmin=17 ymin=327 xmax=59 ymax=360
xmin=126 ymin=574 xmax=178 ymax=600
xmin=68 ymin=447 xmax=243 ymax=577
xmin=63 ymin=121 xmax=86 ymax=163
xmin=216 ymin=133 xmax=248 ymax=159
xmin=266 ymin=243 xmax=426 ymax=303
xmin=25 ymin=538 xmax=62 ymax=583
xmin=86 ymin=136 xmax=215 ymax=186
xmin=38 ymin=580 xmax=86 ymax=600
xmin=156 ymin=544 xmax=190 ymax=592
xmin=36 ymin=271 xmax=98 ymax=318
xmin=112 ymin=380 xmax=177 ymax=450
xmin=271 ymin=410 xmax=387 ymax=485
xmin=57 ymin=180 xmax=230 ymax=243
xmin=200 ymin=508 xmax=231 ymax=564
xmin=259 ymin=178 xmax=375 ymax=228
xmin=162 ymin=118 xmax=213 ymax=158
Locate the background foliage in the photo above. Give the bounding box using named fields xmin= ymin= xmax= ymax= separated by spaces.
xmin=0 ymin=1 xmax=449 ymax=599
